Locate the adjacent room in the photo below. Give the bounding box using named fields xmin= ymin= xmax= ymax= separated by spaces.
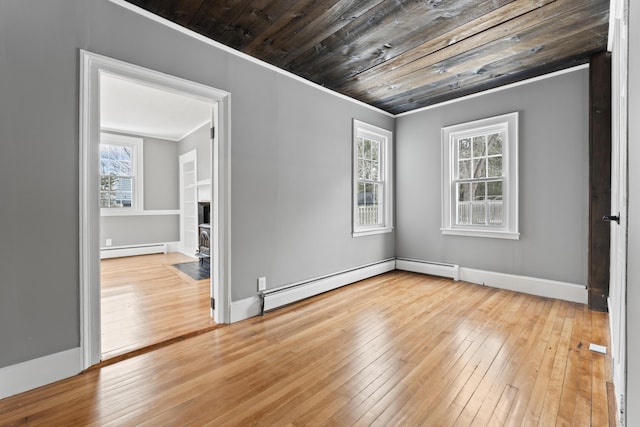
xmin=0 ymin=0 xmax=638 ymax=425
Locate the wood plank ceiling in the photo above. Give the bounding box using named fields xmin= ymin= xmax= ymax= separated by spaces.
xmin=125 ymin=0 xmax=610 ymax=114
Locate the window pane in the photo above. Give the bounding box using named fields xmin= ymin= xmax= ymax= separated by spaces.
xmin=488 ymin=133 xmax=503 ymax=155
xmin=357 ymin=182 xmax=365 ymax=205
xmin=358 ymin=159 xmax=365 ymax=179
xmin=110 ymin=176 xmax=120 ymax=191
xmin=364 ymin=139 xmax=371 ymax=160
xmin=488 ymin=156 xmax=502 ymax=177
xmin=488 ymin=202 xmax=503 ymax=225
xmin=357 ymin=138 xmax=364 ymax=159
xmin=458 ymin=183 xmax=470 ymax=202
xmin=100 ymin=176 xmax=110 ymax=191
xmin=459 ymin=160 xmax=471 ymax=179
xmin=473 ymin=136 xmax=486 ymax=157
xmin=457 ymin=203 xmax=471 ymax=225
xmin=458 ymin=138 xmax=471 ymax=159
xmin=371 ymin=140 xmax=379 ymax=161
xmin=472 ymin=182 xmax=485 ymax=201
xmin=370 ymin=160 xmax=379 ymax=181
xmin=473 ymin=158 xmax=486 ymax=178
xmin=100 ymin=145 xmax=110 ymax=160
xmin=472 ymin=203 xmax=486 ymax=225
xmin=487 ymin=181 xmax=503 ymax=200
xmin=364 ymin=160 xmax=372 ymax=180
xmin=100 ymin=192 xmax=110 ymax=208
xmin=119 ymin=160 xmax=132 ymax=176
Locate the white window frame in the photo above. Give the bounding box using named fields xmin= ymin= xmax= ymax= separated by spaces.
xmin=441 ymin=112 xmax=519 ymax=240
xmin=100 ymin=132 xmax=144 ymax=215
xmin=352 ymin=119 xmax=393 ymax=237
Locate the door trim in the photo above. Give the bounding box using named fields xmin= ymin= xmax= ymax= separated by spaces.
xmin=79 ymin=50 xmax=232 ymax=369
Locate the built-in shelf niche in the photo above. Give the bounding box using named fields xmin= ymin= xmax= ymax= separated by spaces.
xmin=197 ymin=178 xmax=211 ymax=202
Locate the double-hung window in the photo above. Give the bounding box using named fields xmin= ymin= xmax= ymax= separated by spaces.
xmin=441 ymin=112 xmax=519 ymax=239
xmin=353 ymin=120 xmax=393 ymax=237
xmin=100 ymin=133 xmax=143 ymax=213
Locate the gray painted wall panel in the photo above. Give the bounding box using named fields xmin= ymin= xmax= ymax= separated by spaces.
xmin=143 ymin=136 xmax=179 ymax=210
xmin=395 ymin=70 xmax=589 ymax=285
xmin=0 ymin=0 xmax=393 ymax=367
xmin=100 ymin=215 xmax=179 ymax=247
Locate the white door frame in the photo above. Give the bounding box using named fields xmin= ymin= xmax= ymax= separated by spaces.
xmin=79 ymin=50 xmax=232 ymax=369
xmin=608 ymin=0 xmax=628 ymax=421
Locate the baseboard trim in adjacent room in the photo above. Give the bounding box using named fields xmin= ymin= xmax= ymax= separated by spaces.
xmin=459 ymin=267 xmax=588 ymax=304
xmin=0 ymin=347 xmax=81 ymax=400
xmin=262 ymin=259 xmax=396 ymax=312
xmin=395 ymin=258 xmax=460 ymax=280
xmin=100 ymin=242 xmax=179 ymax=259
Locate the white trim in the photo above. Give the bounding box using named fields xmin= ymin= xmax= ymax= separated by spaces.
xmin=0 ymin=348 xmax=81 ymax=400
xmin=441 ymin=228 xmax=520 ymax=240
xmin=229 ymin=296 xmax=262 ymax=323
xmin=107 ymin=0 xmax=393 ymax=118
xmin=100 ymin=132 xmax=144 ymax=212
xmin=99 ymin=242 xmax=179 ymax=259
xmin=441 ymin=112 xmax=519 ymax=239
xmin=458 ymin=267 xmax=587 ymax=304
xmin=395 ymin=259 xmax=460 ymax=281
xmin=80 ymin=50 xmax=232 ymax=371
xmin=263 ymin=260 xmax=396 ymax=312
xmin=396 ymin=64 xmax=590 ymax=117
xmin=178 ymin=120 xmax=211 ymax=142
xmin=352 ymin=120 xmax=394 ymax=237
xmin=100 ymin=209 xmax=180 ymax=217
xmin=100 ymin=126 xmax=181 ymax=142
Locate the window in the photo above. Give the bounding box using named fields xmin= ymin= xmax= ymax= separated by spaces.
xmin=100 ymin=133 xmax=143 ymax=213
xmin=441 ymin=112 xmax=519 ymax=239
xmin=353 ymin=120 xmax=393 ymax=237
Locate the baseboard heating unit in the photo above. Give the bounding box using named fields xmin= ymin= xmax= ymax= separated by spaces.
xmin=395 ymin=258 xmax=460 ymax=280
xmin=100 ymin=243 xmax=168 ymax=259
xmin=262 ymin=259 xmax=396 ymax=312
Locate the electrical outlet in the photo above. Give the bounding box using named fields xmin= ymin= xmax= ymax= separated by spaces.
xmin=106 ymin=238 xmax=112 ymax=247
xmin=258 ymin=276 xmax=267 ymax=291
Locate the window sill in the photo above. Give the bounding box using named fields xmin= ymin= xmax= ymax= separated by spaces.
xmin=101 ymin=209 xmax=180 ymax=217
xmin=441 ymin=228 xmax=520 ymax=240
xmin=353 ymin=227 xmax=394 ymax=238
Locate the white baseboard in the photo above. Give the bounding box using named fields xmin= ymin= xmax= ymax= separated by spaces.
xmin=262 ymin=259 xmax=396 ymax=312
xmin=229 ymin=296 xmax=262 ymax=323
xmin=459 ymin=267 xmax=587 ymax=304
xmin=396 ymin=258 xmax=460 ymax=280
xmin=0 ymin=347 xmax=81 ymax=400
xmin=100 ymin=242 xmax=179 ymax=259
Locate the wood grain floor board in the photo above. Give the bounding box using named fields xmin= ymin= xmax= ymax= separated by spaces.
xmin=0 ymin=271 xmax=615 ymax=426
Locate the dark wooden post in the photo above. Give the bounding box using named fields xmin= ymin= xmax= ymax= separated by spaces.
xmin=588 ymin=52 xmax=612 ymax=312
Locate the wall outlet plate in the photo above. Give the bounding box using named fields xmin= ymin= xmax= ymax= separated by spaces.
xmin=258 ymin=276 xmax=267 ymax=291
xmin=105 ymin=238 xmax=112 ymax=247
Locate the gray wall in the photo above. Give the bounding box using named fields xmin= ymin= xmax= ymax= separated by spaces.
xmin=627 ymin=0 xmax=639 ymax=423
xmin=100 ymin=134 xmax=179 ymax=247
xmin=0 ymin=0 xmax=393 ymax=367
xmin=395 ymin=69 xmax=589 ymax=285
xmin=179 ymin=123 xmax=211 ymax=182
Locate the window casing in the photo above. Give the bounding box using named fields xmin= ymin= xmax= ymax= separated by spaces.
xmin=100 ymin=133 xmax=143 ymax=214
xmin=353 ymin=120 xmax=393 ymax=237
xmin=441 ymin=113 xmax=519 ymax=239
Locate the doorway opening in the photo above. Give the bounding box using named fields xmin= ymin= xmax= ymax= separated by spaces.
xmin=80 ymin=51 xmax=231 ymax=369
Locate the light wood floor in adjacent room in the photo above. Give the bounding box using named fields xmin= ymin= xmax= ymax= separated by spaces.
xmin=101 ymin=253 xmax=216 ymax=360
xmin=0 ymin=271 xmax=615 ymax=426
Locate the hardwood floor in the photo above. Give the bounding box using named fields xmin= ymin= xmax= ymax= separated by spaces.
xmin=101 ymin=253 xmax=216 ymax=360
xmin=0 ymin=271 xmax=615 ymax=426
